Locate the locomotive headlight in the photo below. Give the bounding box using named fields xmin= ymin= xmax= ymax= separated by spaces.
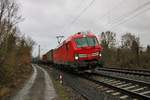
xmin=75 ymin=54 xmax=79 ymax=60
xmin=75 ymin=56 xmax=79 ymax=60
xmin=99 ymin=53 xmax=102 ymax=57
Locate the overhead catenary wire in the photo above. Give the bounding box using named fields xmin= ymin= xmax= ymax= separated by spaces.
xmin=62 ymin=0 xmax=150 ymax=34
xmin=107 ymin=1 xmax=150 ymax=30
xmin=62 ymin=0 xmax=96 ymax=33
xmin=60 ymin=0 xmax=85 ymax=33
xmin=110 ymin=5 xmax=150 ymax=31
xmin=97 ymin=0 xmax=125 ymax=22
xmin=62 ymin=0 xmax=132 ymax=33
xmin=70 ymin=0 xmax=96 ymax=25
xmin=68 ymin=0 xmax=126 ymax=32
xmin=94 ymin=0 xmax=125 ymax=31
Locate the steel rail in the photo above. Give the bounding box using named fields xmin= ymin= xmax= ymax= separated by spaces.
xmin=94 ymin=70 xmax=150 ymax=87
xmin=84 ymin=76 xmax=150 ymax=100
xmin=83 ymin=71 xmax=150 ymax=99
xmin=97 ymin=67 xmax=150 ymax=77
xmin=52 ymin=66 xmax=150 ymax=99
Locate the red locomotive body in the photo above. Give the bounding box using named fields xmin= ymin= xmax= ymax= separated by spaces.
xmin=52 ymin=32 xmax=103 ymax=70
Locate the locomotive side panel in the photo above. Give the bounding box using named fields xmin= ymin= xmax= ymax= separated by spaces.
xmin=53 ymin=41 xmax=75 ymax=66
xmin=53 ymin=43 xmax=68 ymax=65
xmin=65 ymin=41 xmax=75 ymax=63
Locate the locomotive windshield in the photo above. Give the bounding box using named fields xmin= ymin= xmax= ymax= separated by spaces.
xmin=75 ymin=37 xmax=98 ymax=48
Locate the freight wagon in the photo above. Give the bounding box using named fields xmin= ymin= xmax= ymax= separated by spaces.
xmin=42 ymin=49 xmax=53 ymax=64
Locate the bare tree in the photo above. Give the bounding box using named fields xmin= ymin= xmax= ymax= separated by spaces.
xmin=0 ymin=0 xmax=22 ymax=45
xmin=121 ymin=33 xmax=139 ymax=48
xmin=0 ymin=0 xmax=35 ymax=91
xmin=131 ymin=40 xmax=140 ymax=66
xmin=146 ymin=45 xmax=150 ymax=53
xmin=100 ymin=31 xmax=116 ymax=48
xmin=121 ymin=33 xmax=141 ymax=67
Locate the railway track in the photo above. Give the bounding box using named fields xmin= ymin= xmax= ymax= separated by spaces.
xmin=53 ymin=68 xmax=119 ymax=100
xmin=82 ymin=71 xmax=150 ymax=100
xmin=97 ymin=67 xmax=150 ymax=76
xmin=52 ymin=67 xmax=150 ymax=100
xmin=96 ymin=67 xmax=150 ymax=83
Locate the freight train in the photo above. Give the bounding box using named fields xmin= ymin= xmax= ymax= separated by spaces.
xmin=42 ymin=32 xmax=103 ymax=71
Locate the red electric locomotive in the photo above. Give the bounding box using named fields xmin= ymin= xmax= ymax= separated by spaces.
xmin=52 ymin=32 xmax=103 ymax=71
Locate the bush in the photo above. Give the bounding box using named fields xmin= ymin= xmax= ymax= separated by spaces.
xmin=0 ymin=0 xmax=34 ymax=86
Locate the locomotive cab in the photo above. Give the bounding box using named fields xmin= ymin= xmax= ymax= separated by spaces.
xmin=72 ymin=32 xmax=103 ymax=70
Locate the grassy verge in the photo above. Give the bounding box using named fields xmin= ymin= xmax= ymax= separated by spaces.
xmin=52 ymin=79 xmax=70 ymax=100
xmin=48 ymin=67 xmax=70 ymax=100
xmin=42 ymin=65 xmax=85 ymax=100
xmin=0 ymin=65 xmax=32 ymax=99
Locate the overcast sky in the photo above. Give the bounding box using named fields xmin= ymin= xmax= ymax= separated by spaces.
xmin=16 ymin=0 xmax=150 ymax=57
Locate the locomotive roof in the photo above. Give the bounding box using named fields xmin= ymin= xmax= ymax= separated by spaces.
xmin=66 ymin=32 xmax=96 ymax=42
xmin=43 ymin=32 xmax=97 ymax=56
xmin=55 ymin=32 xmax=96 ymax=49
